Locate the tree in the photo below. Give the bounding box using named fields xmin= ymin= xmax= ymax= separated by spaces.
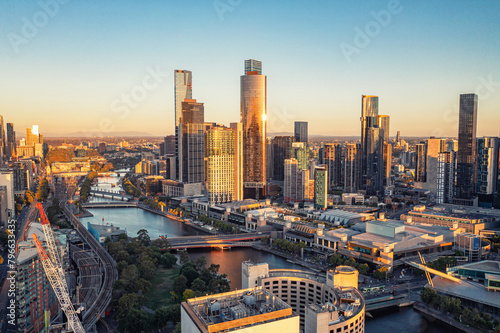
xmin=118 ymin=233 xmax=128 ymax=241
xmin=155 ymin=306 xmax=169 ymax=328
xmin=373 ymin=266 xmax=389 ymax=280
xmin=181 ymin=266 xmax=199 ymax=286
xmin=121 ymin=264 xmax=139 ymax=283
xmin=173 ymin=275 xmax=188 ymax=299
xmin=137 ymin=229 xmax=151 ymax=247
xmin=191 ymin=278 xmax=206 ymax=294
xmin=357 ymin=263 xmax=369 ymax=275
xmin=151 ymin=237 xmax=170 ymax=250
xmin=195 ymin=256 xmax=207 ymax=271
xmin=179 ymin=251 xmax=190 ymax=264
xmin=138 ymin=257 xmax=157 ymax=280
xmin=167 ymin=304 xmax=181 ymax=324
xmin=161 ymin=253 xmax=177 ymax=268
xmin=183 ymin=289 xmax=195 ymax=302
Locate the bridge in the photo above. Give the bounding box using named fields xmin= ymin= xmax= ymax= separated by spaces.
xmin=167 ymin=232 xmax=270 ymax=250
xmin=365 ymin=294 xmax=413 ymax=311
xmin=89 ymin=189 xmax=132 ymax=201
xmin=83 ymin=202 xmax=137 ymax=208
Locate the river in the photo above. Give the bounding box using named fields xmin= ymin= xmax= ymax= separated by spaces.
xmin=79 ymin=175 xmax=451 ymax=332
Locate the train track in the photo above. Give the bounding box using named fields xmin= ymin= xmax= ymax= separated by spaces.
xmin=63 ymin=202 xmax=118 ymax=331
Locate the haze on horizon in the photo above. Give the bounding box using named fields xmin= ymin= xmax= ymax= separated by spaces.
xmin=1 ymin=0 xmax=499 ymax=138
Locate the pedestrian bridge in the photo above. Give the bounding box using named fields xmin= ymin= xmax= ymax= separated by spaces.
xmin=89 ymin=189 xmax=133 ymax=201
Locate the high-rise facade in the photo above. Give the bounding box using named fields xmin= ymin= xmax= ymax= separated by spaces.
xmin=291 ymin=142 xmax=309 ymax=171
xmin=241 ymin=59 xmax=267 ymax=199
xmin=324 ymin=143 xmax=342 ymax=190
xmin=314 ymin=166 xmax=328 ymax=209
xmin=455 ymin=93 xmax=478 ymax=202
xmin=272 ymin=136 xmax=295 ymax=181
xmin=245 ymin=59 xmax=262 ymax=75
xmin=383 ymin=142 xmax=392 ymax=186
xmin=284 ymin=158 xmax=313 ymax=203
xmin=437 ymin=151 xmax=456 ymax=204
xmin=6 ymin=123 xmax=16 ymax=160
xmin=415 ymin=143 xmax=427 ymax=182
xmin=230 ymin=123 xmax=244 ymax=201
xmin=174 ymin=70 xmax=193 ymax=180
xmin=344 ymin=143 xmax=362 ymax=193
xmin=205 ymin=126 xmax=237 ymax=204
xmin=0 ymin=116 xmax=5 ymax=164
xmin=476 ymin=137 xmax=499 ymax=208
xmin=378 ymin=115 xmax=390 ymax=143
xmin=181 ymin=99 xmax=204 ymax=185
xmin=365 ymin=126 xmax=384 ymax=195
xmin=425 ymin=137 xmax=446 ymax=192
xmin=294 ymin=121 xmax=308 ymax=144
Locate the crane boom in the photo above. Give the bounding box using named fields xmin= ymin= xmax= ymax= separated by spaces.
xmin=36 ymin=203 xmax=70 ymax=295
xmin=33 ymin=233 xmax=85 ymax=333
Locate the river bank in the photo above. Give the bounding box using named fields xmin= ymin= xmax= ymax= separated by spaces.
xmin=413 ymin=302 xmax=477 ymax=333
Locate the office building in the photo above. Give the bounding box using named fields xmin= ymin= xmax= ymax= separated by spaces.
xmin=242 ymin=261 xmax=365 ymax=332
xmin=291 ymin=142 xmax=309 ymax=171
xmin=6 ymin=123 xmax=16 ymax=160
xmin=0 ymin=171 xmax=14 ymax=227
xmin=272 ymin=136 xmax=295 ymax=181
xmin=324 ymin=143 xmax=342 ymax=190
xmin=446 ymin=139 xmax=458 ymax=152
xmin=365 ymin=126 xmax=384 ymax=195
xmin=476 ymin=137 xmax=499 ymax=208
xmin=181 ymin=287 xmax=299 ymax=333
xmin=455 ymin=93 xmax=478 ymax=203
xmin=180 ymin=99 xmax=204 ymax=185
xmin=436 ymin=151 xmax=456 ymax=204
xmin=205 ymin=125 xmax=243 ymax=204
xmin=378 ymin=115 xmax=390 ymax=143
xmin=174 ymin=69 xmax=193 ymax=180
xmin=284 ymin=159 xmax=313 ymax=203
xmin=294 ymin=121 xmax=308 ymax=144
xmin=241 ymin=59 xmax=267 ymax=199
xmin=383 ymin=142 xmax=392 ymax=186
xmin=424 ymin=137 xmax=446 ymax=192
xmin=344 ymin=143 xmax=362 ymax=193
xmin=266 ymin=137 xmax=274 ymax=180
xmin=230 ymin=122 xmax=244 ymax=201
xmin=314 ymin=166 xmax=328 ymax=209
xmin=415 ymin=143 xmax=427 ymax=182
xmin=160 ymin=135 xmax=175 ymax=156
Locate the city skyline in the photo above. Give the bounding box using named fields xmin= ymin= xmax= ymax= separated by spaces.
xmin=1 ymin=1 xmax=499 ymax=137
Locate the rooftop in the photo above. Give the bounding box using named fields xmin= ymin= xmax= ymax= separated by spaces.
xmin=432 ymin=276 xmax=500 ymax=309
xmin=183 ymin=287 xmax=296 ymax=332
xmin=448 ymin=260 xmax=500 ymax=274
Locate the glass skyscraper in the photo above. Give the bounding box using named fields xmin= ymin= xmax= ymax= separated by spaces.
xmin=245 ymin=59 xmax=262 ymax=75
xmin=181 ymin=99 xmax=204 ymax=184
xmin=294 ymin=121 xmax=308 ymax=144
xmin=241 ymin=59 xmax=266 ymax=199
xmin=174 ymin=70 xmax=193 ymax=180
xmin=455 ymin=93 xmax=478 ymax=202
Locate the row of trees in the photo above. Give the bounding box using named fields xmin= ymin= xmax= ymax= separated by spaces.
xmin=46 ymin=198 xmax=71 ymax=228
xmin=327 ymin=254 xmax=371 ymax=275
xmin=36 ymin=178 xmax=50 ymax=201
xmin=79 ymin=171 xmax=98 ymax=202
xmin=272 ymin=238 xmax=307 ymax=254
xmin=197 ymin=215 xmax=240 ymax=234
xmin=123 ymin=177 xmax=142 ymax=197
xmin=420 ymin=287 xmax=500 ymax=331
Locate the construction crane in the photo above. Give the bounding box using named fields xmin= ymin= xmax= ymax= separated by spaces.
xmin=33 ymin=233 xmax=86 ymax=333
xmin=36 ymin=202 xmax=70 ymax=296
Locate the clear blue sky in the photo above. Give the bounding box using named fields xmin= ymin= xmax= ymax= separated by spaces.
xmin=1 ymin=0 xmax=499 ymax=137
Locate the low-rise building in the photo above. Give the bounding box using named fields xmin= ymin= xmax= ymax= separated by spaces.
xmin=87 ymin=222 xmax=126 ymax=244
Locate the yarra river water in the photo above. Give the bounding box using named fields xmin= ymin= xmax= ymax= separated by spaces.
xmin=79 ymin=176 xmax=453 ymax=332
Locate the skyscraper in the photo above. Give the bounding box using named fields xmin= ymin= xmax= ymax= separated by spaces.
xmin=344 ymin=143 xmax=362 ymax=193
xmin=361 ymin=95 xmax=379 ymax=152
xmin=284 ymin=158 xmax=313 ymax=203
xmin=241 ymin=59 xmax=266 ymax=199
xmin=230 ymin=122 xmax=244 ymax=201
xmin=174 ymin=70 xmax=193 ymax=180
xmin=378 ymin=115 xmax=390 ymax=143
xmin=365 ymin=126 xmax=384 ymax=195
xmin=415 ymin=143 xmax=427 ymax=182
xmin=205 ymin=125 xmax=237 ymax=204
xmin=383 ymin=142 xmax=392 ymax=186
xmin=437 ymin=151 xmax=456 ymax=204
xmin=294 ymin=121 xmax=308 ymax=144
xmin=291 ymin=142 xmax=309 ymax=171
xmin=477 ymin=137 xmax=499 ymax=207
xmin=272 ymin=136 xmax=295 ymax=181
xmin=6 ymin=123 xmax=16 ymax=160
xmin=0 ymin=116 xmax=5 ymax=164
xmin=314 ymin=166 xmax=328 ymax=209
xmin=425 ymin=137 xmax=446 ymax=192
xmin=324 ymin=143 xmax=342 ymax=190
xmin=455 ymin=93 xmax=478 ymax=203
xmin=181 ymin=99 xmax=204 ymax=185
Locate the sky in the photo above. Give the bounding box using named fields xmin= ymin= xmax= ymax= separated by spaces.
xmin=1 ymin=0 xmax=499 ymax=138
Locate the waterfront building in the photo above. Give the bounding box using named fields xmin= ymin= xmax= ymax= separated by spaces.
xmin=242 ymin=261 xmax=365 ymax=332
xmin=181 ymin=287 xmax=300 ymax=333
xmin=294 ymin=121 xmax=308 ymax=144
xmin=284 ymin=158 xmax=313 ymax=203
xmin=87 ymin=222 xmax=126 ymax=244
xmin=454 ymin=233 xmax=486 ymax=262
xmin=241 ymin=59 xmax=266 ymax=199
xmin=455 ymin=93 xmax=478 ymax=205
xmin=180 ymin=99 xmax=204 ymax=188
